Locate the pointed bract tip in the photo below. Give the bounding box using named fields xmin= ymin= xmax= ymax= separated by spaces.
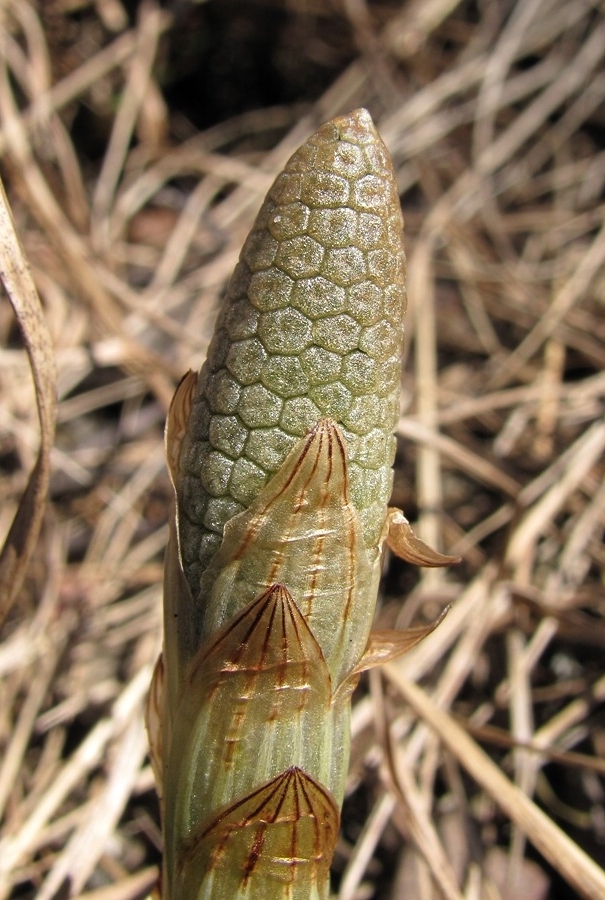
xmin=386 ymin=508 xmax=462 ymax=568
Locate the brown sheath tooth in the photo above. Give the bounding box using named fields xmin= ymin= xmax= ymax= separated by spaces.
xmin=176 ymin=767 xmax=339 ymax=900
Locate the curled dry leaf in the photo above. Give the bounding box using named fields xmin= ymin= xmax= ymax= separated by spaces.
xmin=0 ymin=177 xmax=57 ymax=629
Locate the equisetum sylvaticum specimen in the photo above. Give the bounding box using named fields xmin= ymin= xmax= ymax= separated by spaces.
xmin=146 ymin=109 xmax=459 ymax=899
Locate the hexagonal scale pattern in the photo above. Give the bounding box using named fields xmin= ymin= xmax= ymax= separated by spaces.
xmin=178 ymin=108 xmax=407 ymax=589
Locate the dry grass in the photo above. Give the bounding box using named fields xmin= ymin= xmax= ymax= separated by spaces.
xmin=0 ymin=0 xmax=604 ymax=897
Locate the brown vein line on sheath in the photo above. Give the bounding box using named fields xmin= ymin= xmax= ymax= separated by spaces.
xmin=195 ymin=768 xmax=288 ymax=857
xmin=288 ymin=773 xmax=302 ymax=877
xmin=266 ymin=426 xmax=325 ymax=587
xmin=269 ymin=767 xmax=295 ymax=824
xmin=276 ymin=591 xmax=288 ymax=690
xmin=306 ymin=526 xmax=324 ymax=622
xmin=228 ymin=421 xmax=339 ymax=590
xmin=332 ymin=425 xmax=350 ymax=504
xmin=283 ymin=591 xmax=316 ymax=710
xmin=232 ymin=424 xmax=321 ymax=568
xmin=258 ymin=587 xmax=280 ymax=671
xmin=305 ymin=423 xmax=335 ymax=617
xmin=242 ymin=821 xmax=267 ymax=883
xmin=189 ymin=587 xmax=277 ymax=684
xmin=232 ymin=591 xmax=277 ymax=744
xmin=296 ymin=770 xmax=328 ymax=864
xmin=334 ymin=426 xmax=357 ymax=625
xmin=293 ymin=423 xmax=324 ymax=514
